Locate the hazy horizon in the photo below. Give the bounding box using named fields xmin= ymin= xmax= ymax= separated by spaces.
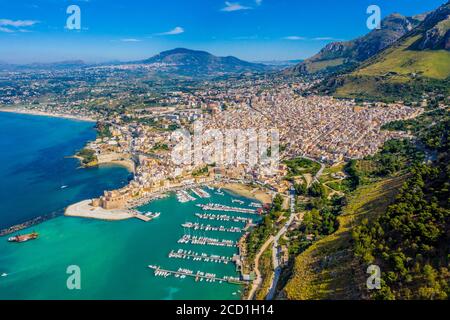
xmin=0 ymin=0 xmax=447 ymax=64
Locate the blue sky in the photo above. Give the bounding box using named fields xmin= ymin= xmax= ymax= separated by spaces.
xmin=0 ymin=0 xmax=446 ymax=63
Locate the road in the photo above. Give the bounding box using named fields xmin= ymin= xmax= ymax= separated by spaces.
xmin=265 ymin=184 xmax=296 ymax=300
xmin=249 ymin=156 xmax=323 ymax=300
xmin=300 ymin=154 xmax=325 ymax=183
xmin=247 ymin=235 xmax=274 ymax=300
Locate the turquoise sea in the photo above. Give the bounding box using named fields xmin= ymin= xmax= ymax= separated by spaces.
xmin=0 ymin=112 xmax=254 ymax=299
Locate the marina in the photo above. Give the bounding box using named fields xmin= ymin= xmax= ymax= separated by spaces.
xmin=168 ymin=249 xmax=233 ymax=264
xmin=148 ymin=265 xmax=246 ymax=285
xmin=194 ymin=213 xmax=252 ymax=224
xmin=191 ymin=188 xmax=211 ymax=199
xmin=177 ymin=235 xmax=237 ymax=247
xmin=176 ymin=190 xmax=196 ymax=203
xmin=197 ymin=203 xmax=258 ymax=214
xmin=181 ymin=222 xmax=242 ymax=233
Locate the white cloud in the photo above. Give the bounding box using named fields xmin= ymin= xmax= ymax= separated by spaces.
xmin=0 ymin=26 xmax=13 ymax=33
xmin=255 ymin=0 xmax=263 ymax=5
xmin=156 ymin=26 xmax=185 ymax=36
xmin=282 ymin=36 xmax=306 ymax=41
xmin=0 ymin=19 xmax=38 ymax=27
xmin=221 ymin=2 xmax=252 ymax=12
xmin=120 ymin=38 xmax=141 ymax=42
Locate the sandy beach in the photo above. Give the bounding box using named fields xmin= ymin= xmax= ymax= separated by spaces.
xmin=98 ymin=159 xmax=136 ymax=173
xmin=215 ymin=182 xmax=273 ymax=204
xmin=0 ymin=107 xmax=96 ymax=122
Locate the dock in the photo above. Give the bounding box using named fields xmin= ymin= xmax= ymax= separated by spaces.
xmin=191 ymin=188 xmax=211 ymax=199
xmin=169 ymin=249 xmax=233 ymax=264
xmin=197 ymin=203 xmax=257 ymax=214
xmin=195 ymin=213 xmax=252 ymax=224
xmin=177 ymin=235 xmax=237 ymax=247
xmin=148 ymin=265 xmax=247 ymax=285
xmin=133 ymin=213 xmax=151 ymax=222
xmin=182 ymin=222 xmax=242 ymax=233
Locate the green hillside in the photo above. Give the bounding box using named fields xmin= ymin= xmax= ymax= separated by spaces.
xmin=354 ymin=36 xmax=450 ymax=79
xmin=331 ymin=2 xmax=450 ymax=101
xmin=286 ymin=13 xmax=422 ymax=75
xmin=283 ymin=176 xmax=405 ymax=300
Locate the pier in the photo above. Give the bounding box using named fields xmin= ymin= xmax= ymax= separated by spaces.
xmin=133 ymin=213 xmax=151 ymax=222
xmin=169 ymin=249 xmax=233 ymax=264
xmin=195 ymin=213 xmax=252 ymax=224
xmin=177 ymin=235 xmax=237 ymax=247
xmin=197 ymin=203 xmax=257 ymax=214
xmin=191 ymin=188 xmax=211 ymax=199
xmin=176 ymin=190 xmax=196 ymax=203
xmin=182 ymin=222 xmax=242 ymax=233
xmin=148 ymin=265 xmax=247 ymax=285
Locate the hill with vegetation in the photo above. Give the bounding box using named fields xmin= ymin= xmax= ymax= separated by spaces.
xmin=281 ymin=103 xmax=450 ymax=300
xmin=286 ymin=13 xmax=422 ymax=75
xmin=139 ymin=48 xmax=270 ymax=77
xmin=322 ymin=1 xmax=450 ymax=102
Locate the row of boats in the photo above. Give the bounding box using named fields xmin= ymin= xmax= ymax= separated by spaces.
xmin=176 ymin=188 xmax=213 ymax=203
xmin=168 ymin=249 xmax=233 ymax=264
xmin=144 ymin=212 xmax=161 ymax=219
xmin=181 ymin=222 xmax=242 ymax=233
xmin=148 ymin=265 xmax=242 ymax=284
xmin=176 ymin=190 xmax=196 ymax=203
xmin=194 ymin=213 xmax=252 ymax=223
xmin=177 ymin=235 xmax=237 ymax=247
xmin=197 ymin=203 xmax=257 ymax=214
xmin=191 ymin=188 xmax=210 ymax=199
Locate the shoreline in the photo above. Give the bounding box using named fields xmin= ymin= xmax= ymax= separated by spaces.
xmin=65 ymin=200 xmax=134 ymax=221
xmin=0 ymin=107 xmax=97 ymax=123
xmin=98 ymin=159 xmax=136 ymax=174
xmin=214 ymin=182 xmax=273 ymax=205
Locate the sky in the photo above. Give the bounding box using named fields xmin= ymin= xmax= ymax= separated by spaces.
xmin=0 ymin=0 xmax=447 ymax=64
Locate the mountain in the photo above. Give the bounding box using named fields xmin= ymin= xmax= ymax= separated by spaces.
xmin=286 ymin=13 xmax=424 ymax=75
xmin=138 ymin=48 xmax=270 ymax=77
xmin=328 ymin=1 xmax=450 ymax=101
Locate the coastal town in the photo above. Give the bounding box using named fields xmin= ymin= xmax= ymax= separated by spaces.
xmin=1 ymin=0 xmax=449 ymax=304
xmin=0 ymin=69 xmax=421 ymax=215
xmin=0 ymin=67 xmax=427 ymax=299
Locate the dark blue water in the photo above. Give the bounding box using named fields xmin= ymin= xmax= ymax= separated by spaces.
xmin=0 ymin=112 xmax=130 ymax=229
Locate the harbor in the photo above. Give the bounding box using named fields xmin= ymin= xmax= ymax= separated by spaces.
xmin=144 ymin=186 xmax=263 ymax=291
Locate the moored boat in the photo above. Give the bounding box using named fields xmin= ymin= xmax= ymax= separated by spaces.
xmin=8 ymin=232 xmax=38 ymax=243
